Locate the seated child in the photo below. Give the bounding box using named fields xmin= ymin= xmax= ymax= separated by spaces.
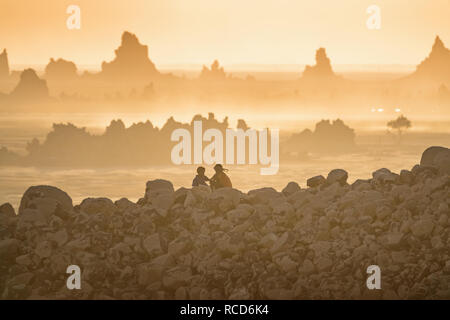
xmin=192 ymin=166 xmax=210 ymax=187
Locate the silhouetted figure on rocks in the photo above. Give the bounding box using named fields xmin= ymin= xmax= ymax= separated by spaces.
xmin=210 ymin=164 xmax=232 ymax=190
xmin=192 ymin=166 xmax=210 ymax=187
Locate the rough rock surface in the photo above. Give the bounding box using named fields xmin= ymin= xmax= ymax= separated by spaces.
xmin=0 ymin=147 xmax=449 ymax=300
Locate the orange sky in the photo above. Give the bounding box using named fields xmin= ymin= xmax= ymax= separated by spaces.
xmin=0 ymin=0 xmax=449 ymax=68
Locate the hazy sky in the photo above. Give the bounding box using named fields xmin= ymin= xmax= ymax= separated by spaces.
xmin=1 ymin=0 xmax=449 ymax=68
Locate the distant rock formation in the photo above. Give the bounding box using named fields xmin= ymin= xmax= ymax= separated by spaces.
xmin=9 ymin=69 xmax=49 ymax=101
xmin=412 ymin=36 xmax=450 ymax=83
xmin=0 ymin=49 xmax=10 ymax=80
xmin=44 ymin=58 xmax=78 ymax=81
xmin=100 ymin=31 xmax=159 ymax=81
xmin=302 ymin=48 xmax=336 ymax=80
xmin=199 ymin=60 xmax=227 ymax=80
xmin=284 ymin=119 xmax=355 ymax=154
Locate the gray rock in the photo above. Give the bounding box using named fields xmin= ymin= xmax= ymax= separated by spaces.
xmin=0 ymin=239 xmax=20 ymax=262
xmin=145 ymin=179 xmax=174 ymax=199
xmin=0 ymin=203 xmax=15 ymax=218
xmin=35 ymin=241 xmax=52 ymax=258
xmin=80 ymin=197 xmax=116 ymax=215
xmin=282 ymin=182 xmax=301 ymax=196
xmin=420 ymin=146 xmax=449 ymax=167
xmin=400 ymin=170 xmax=414 ymax=184
xmin=411 ymin=219 xmax=434 ymax=238
xmin=327 ymin=169 xmax=348 ymax=185
xmin=372 ymin=168 xmax=398 ymax=183
xmin=18 ymin=185 xmax=73 ymax=217
xmin=248 ymin=187 xmax=281 ymax=204
xmin=115 ymin=198 xmax=137 ymax=211
xmin=307 ymin=175 xmax=326 ymax=188
xmin=143 ymin=233 xmax=162 ymax=256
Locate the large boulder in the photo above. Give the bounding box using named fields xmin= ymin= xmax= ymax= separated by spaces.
xmin=18 ymin=186 xmax=73 ymax=221
xmin=145 ymin=179 xmax=175 ymax=216
xmin=326 ymin=169 xmax=348 ymax=185
xmin=420 ymin=146 xmax=450 ymax=174
xmin=420 ymin=146 xmax=449 ymax=166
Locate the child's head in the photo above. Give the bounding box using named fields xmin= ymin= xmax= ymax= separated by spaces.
xmin=197 ymin=166 xmax=206 ymax=175
xmin=214 ymin=164 xmax=225 ymax=173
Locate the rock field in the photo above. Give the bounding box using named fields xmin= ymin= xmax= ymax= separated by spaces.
xmin=0 ymin=146 xmax=449 ymax=299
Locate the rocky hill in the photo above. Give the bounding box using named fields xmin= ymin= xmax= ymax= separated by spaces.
xmin=0 ymin=146 xmax=449 ymax=299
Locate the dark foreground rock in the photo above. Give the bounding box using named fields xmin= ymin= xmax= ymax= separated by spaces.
xmin=0 ymin=147 xmax=449 ymax=300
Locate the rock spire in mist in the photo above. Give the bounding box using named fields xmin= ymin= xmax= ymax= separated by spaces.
xmin=10 ymin=69 xmax=49 ymax=100
xmin=0 ymin=49 xmax=10 ymax=79
xmin=100 ymin=31 xmax=159 ymax=80
xmin=302 ymin=47 xmax=336 ymax=80
xmin=200 ymin=60 xmax=227 ymax=80
xmin=413 ymin=35 xmax=450 ymax=82
xmin=45 ymin=58 xmax=78 ymax=81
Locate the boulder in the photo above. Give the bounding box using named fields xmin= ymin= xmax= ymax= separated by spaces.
xmin=0 ymin=239 xmax=20 ymax=262
xmin=145 ymin=179 xmax=174 ymax=199
xmin=18 ymin=185 xmax=73 ymax=217
xmin=145 ymin=179 xmax=175 ymax=216
xmin=207 ymin=188 xmax=242 ymax=212
xmin=372 ymin=168 xmax=398 ymax=183
xmin=282 ymin=182 xmax=301 ymax=196
xmin=400 ymin=170 xmax=414 ymax=184
xmin=247 ymin=187 xmax=281 ymax=204
xmin=411 ymin=219 xmax=435 ymax=238
xmin=307 ymin=175 xmax=326 ymax=188
xmin=327 ymin=169 xmax=348 ymax=185
xmin=420 ymin=146 xmax=449 ymax=167
xmin=115 ymin=198 xmax=138 ymax=211
xmin=80 ymin=197 xmax=116 ymax=215
xmin=143 ymin=234 xmax=163 ymax=256
xmin=0 ymin=203 xmax=15 ymax=218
